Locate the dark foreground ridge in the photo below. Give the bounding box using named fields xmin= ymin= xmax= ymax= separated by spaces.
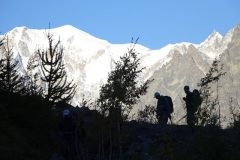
xmin=1 ymin=102 xmax=240 ymax=160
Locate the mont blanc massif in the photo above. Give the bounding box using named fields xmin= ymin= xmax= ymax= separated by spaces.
xmin=1 ymin=24 xmax=240 ymax=124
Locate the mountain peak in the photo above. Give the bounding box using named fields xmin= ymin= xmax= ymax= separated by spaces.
xmin=11 ymin=26 xmax=28 ymax=33
xmin=52 ymin=24 xmax=84 ymax=34
xmin=211 ymin=29 xmax=217 ymax=36
xmin=199 ymin=30 xmax=222 ymax=47
xmin=56 ymin=24 xmax=79 ymax=31
xmin=197 ymin=30 xmax=223 ymax=58
xmin=209 ymin=30 xmax=222 ymax=39
xmin=50 ymin=25 xmax=110 ymax=45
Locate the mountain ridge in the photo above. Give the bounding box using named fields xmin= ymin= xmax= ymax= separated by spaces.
xmin=1 ymin=24 xmax=239 ymax=125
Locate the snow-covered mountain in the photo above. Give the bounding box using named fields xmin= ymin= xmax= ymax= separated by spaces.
xmin=0 ymin=24 xmax=236 ymax=113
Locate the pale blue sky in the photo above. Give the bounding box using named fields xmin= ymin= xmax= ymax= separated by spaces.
xmin=1 ymin=0 xmax=240 ymax=49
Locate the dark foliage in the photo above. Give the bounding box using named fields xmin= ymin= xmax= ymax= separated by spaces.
xmin=25 ymin=51 xmax=43 ymax=96
xmin=97 ymin=39 xmax=154 ymax=159
xmin=98 ymin=39 xmax=154 ymax=119
xmin=195 ymin=59 xmax=226 ymax=126
xmin=137 ymin=104 xmax=157 ymax=124
xmin=0 ymin=90 xmax=57 ymax=160
xmin=0 ymin=37 xmax=26 ymax=94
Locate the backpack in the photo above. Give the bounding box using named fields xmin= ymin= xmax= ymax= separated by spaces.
xmin=164 ymin=96 xmax=174 ymax=114
xmin=190 ymin=89 xmax=202 ymax=112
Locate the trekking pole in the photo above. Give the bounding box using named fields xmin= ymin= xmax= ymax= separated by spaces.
xmin=175 ymin=115 xmax=187 ymax=124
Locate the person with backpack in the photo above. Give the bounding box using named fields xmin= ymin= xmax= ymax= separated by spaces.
xmin=55 ymin=109 xmax=79 ymax=160
xmin=154 ymin=92 xmax=172 ymax=126
xmin=191 ymin=89 xmax=202 ymax=113
xmin=183 ymin=85 xmax=195 ymax=133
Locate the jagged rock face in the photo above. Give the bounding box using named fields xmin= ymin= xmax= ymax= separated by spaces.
xmin=218 ymin=24 xmax=240 ymax=116
xmin=198 ymin=30 xmax=223 ymax=55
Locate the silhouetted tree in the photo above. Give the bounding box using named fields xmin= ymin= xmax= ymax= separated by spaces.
xmin=0 ymin=38 xmax=3 ymax=46
xmin=196 ymin=59 xmax=226 ymax=126
xmin=0 ymin=37 xmax=4 ymax=88
xmin=97 ymin=39 xmax=153 ymax=159
xmin=25 ymin=51 xmax=43 ymax=96
xmin=0 ymin=37 xmax=25 ymax=94
xmin=137 ymin=104 xmax=157 ymax=124
xmin=36 ymin=31 xmax=76 ymax=107
xmin=98 ymin=39 xmax=153 ymax=119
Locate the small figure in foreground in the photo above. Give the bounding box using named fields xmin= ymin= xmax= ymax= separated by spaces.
xmin=55 ymin=109 xmax=78 ymax=160
xmin=154 ymin=92 xmax=172 ymax=126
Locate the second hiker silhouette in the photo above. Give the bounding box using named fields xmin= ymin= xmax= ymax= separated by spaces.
xmin=154 ymin=92 xmax=171 ymax=126
xmin=183 ymin=85 xmax=195 ymax=133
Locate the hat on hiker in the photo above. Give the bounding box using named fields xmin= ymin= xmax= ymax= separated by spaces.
xmin=154 ymin=92 xmax=160 ymax=98
xmin=63 ymin=109 xmax=70 ymax=116
xmin=184 ymin=86 xmax=190 ymax=91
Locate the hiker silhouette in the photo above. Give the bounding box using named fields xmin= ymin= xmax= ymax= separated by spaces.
xmin=183 ymin=85 xmax=195 ymax=133
xmin=55 ymin=109 xmax=79 ymax=160
xmin=154 ymin=92 xmax=171 ymax=126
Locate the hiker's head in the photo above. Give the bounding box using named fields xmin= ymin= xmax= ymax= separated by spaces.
xmin=154 ymin=92 xmax=160 ymax=99
xmin=193 ymin=89 xmax=200 ymax=96
xmin=63 ymin=109 xmax=70 ymax=116
xmin=193 ymin=89 xmax=198 ymax=93
xmin=184 ymin=86 xmax=190 ymax=93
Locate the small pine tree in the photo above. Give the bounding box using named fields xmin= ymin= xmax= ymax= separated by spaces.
xmin=0 ymin=37 xmax=25 ymax=94
xmin=196 ymin=59 xmax=226 ymax=126
xmin=36 ymin=30 xmax=77 ymax=107
xmin=137 ymin=104 xmax=157 ymax=124
xmin=98 ymin=39 xmax=153 ymax=119
xmin=97 ymin=39 xmax=153 ymax=159
xmin=25 ymin=51 xmax=43 ymax=96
